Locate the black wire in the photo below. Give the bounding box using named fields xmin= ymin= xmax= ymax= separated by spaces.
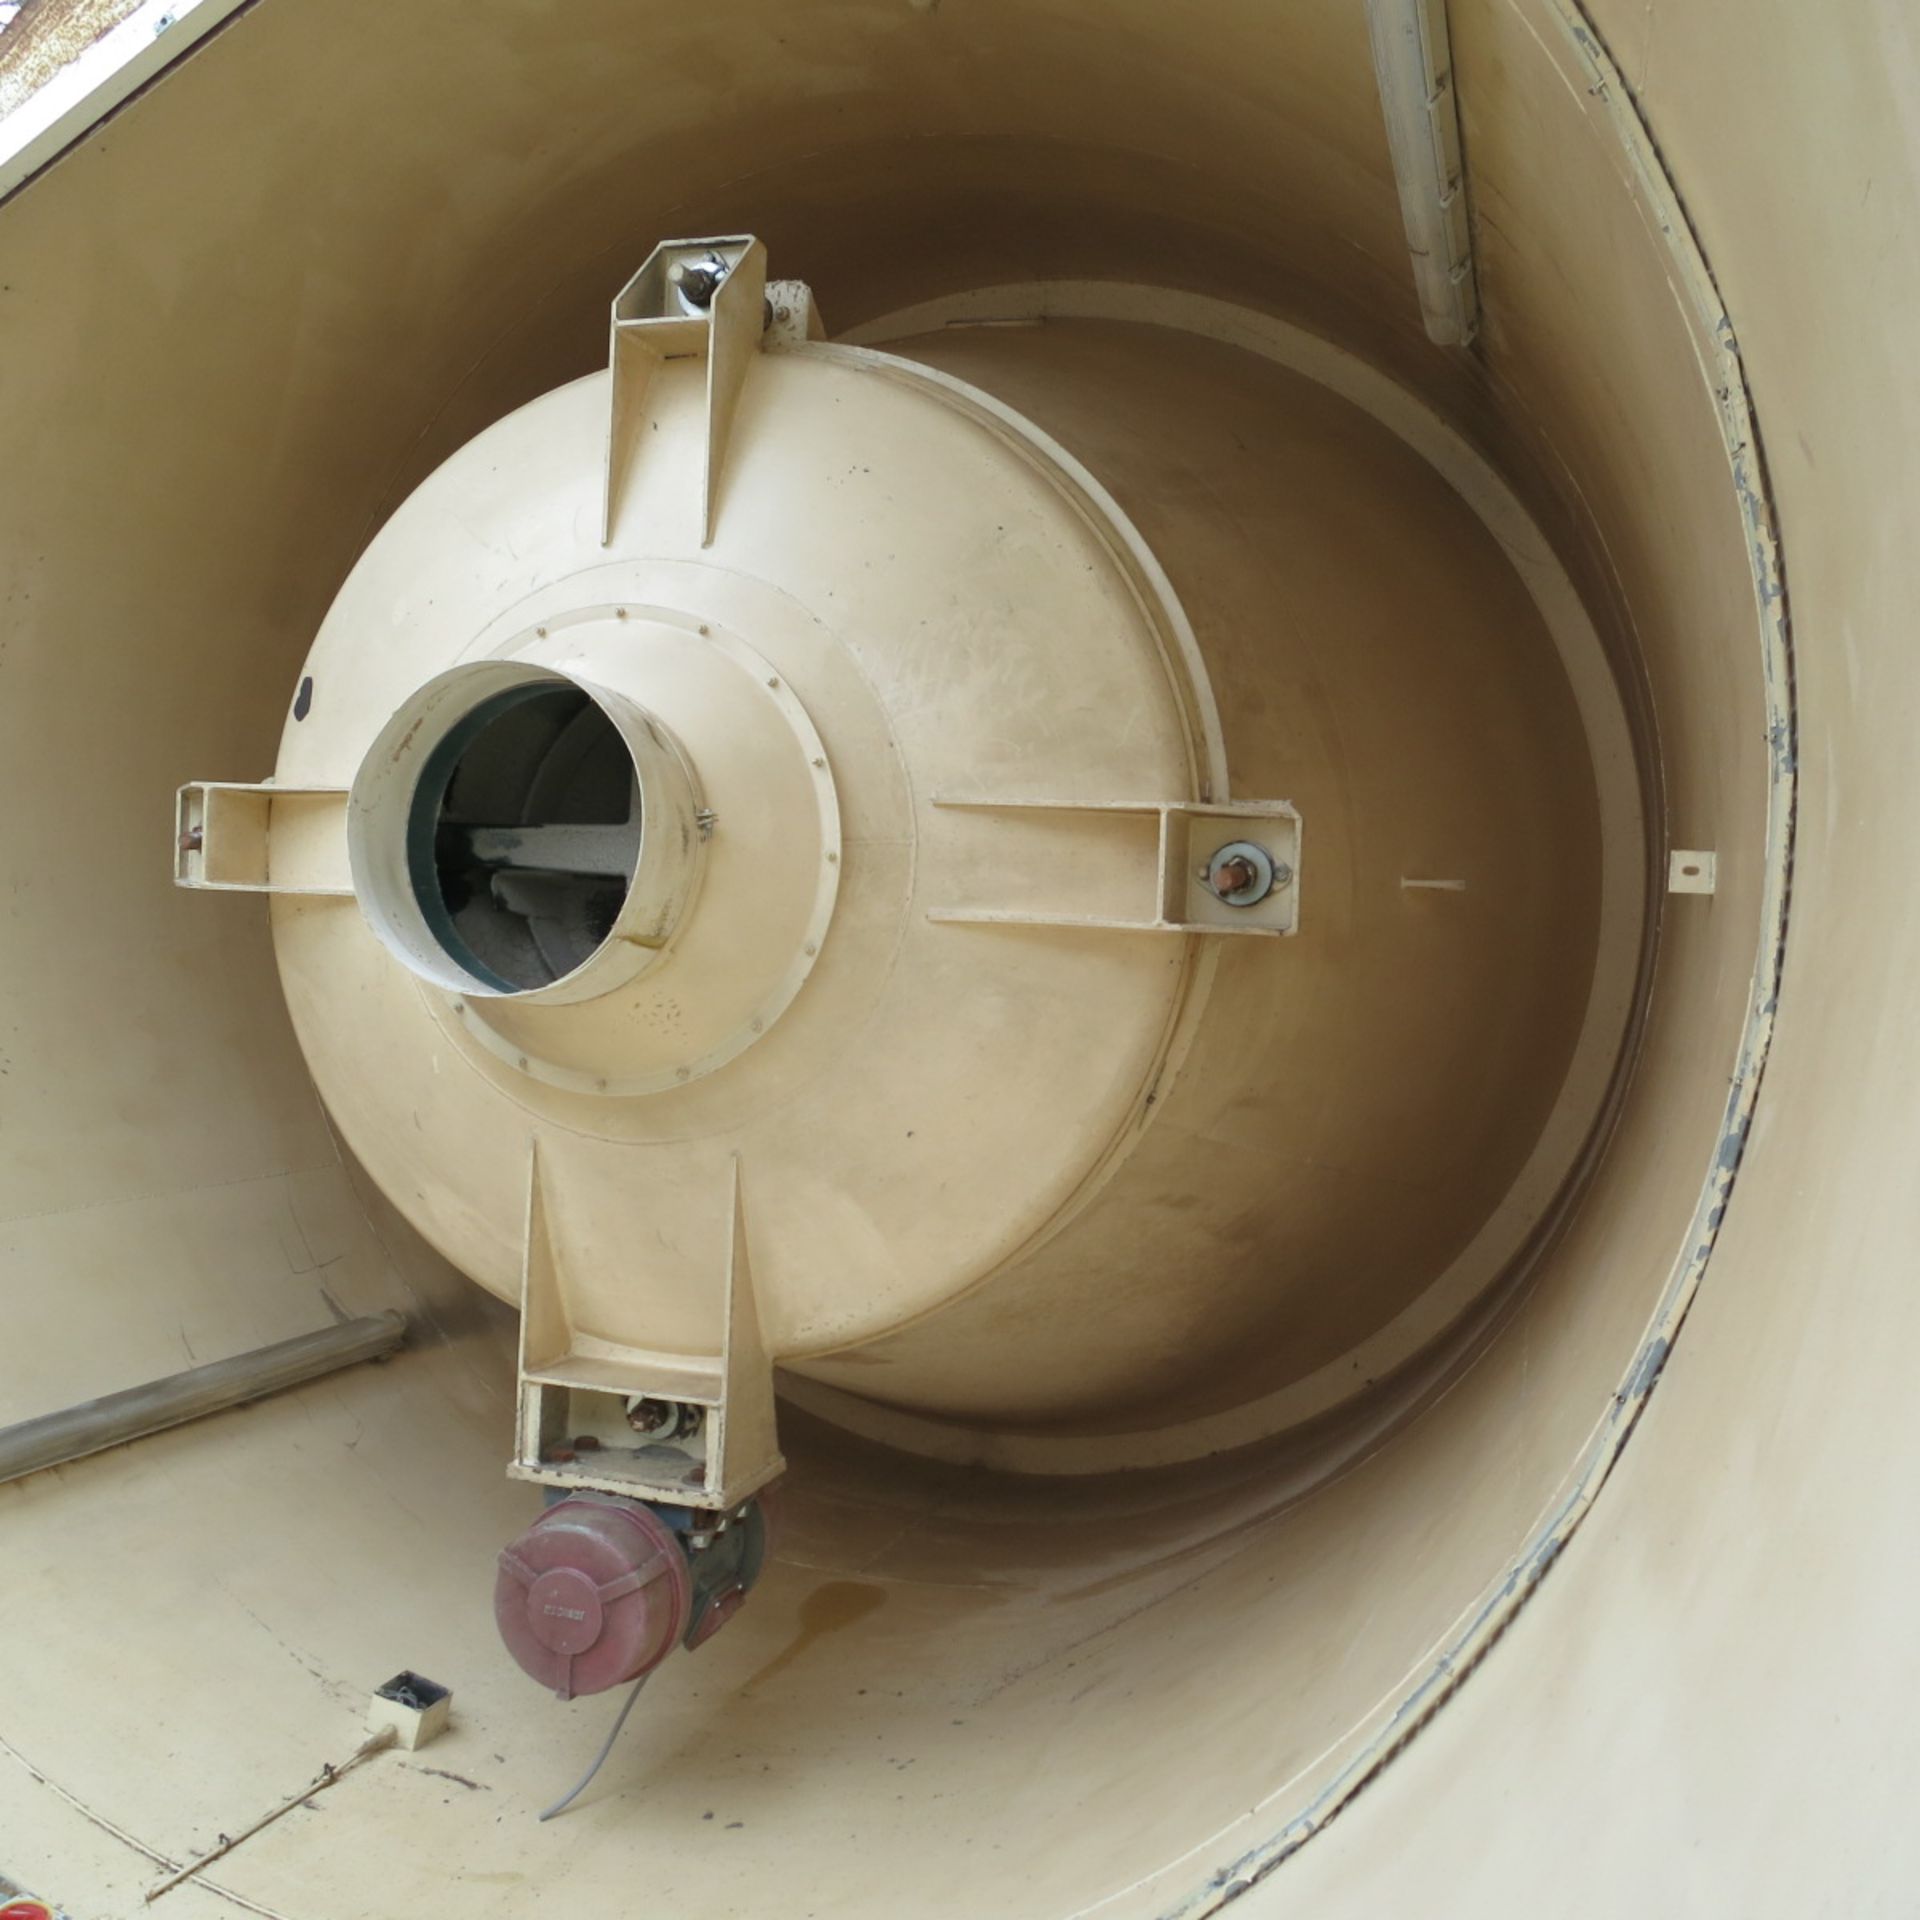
xmin=537 ymin=1671 xmax=653 ymax=1822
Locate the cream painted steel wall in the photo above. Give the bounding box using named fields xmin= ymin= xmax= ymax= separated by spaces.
xmin=0 ymin=0 xmax=1889 ymax=1914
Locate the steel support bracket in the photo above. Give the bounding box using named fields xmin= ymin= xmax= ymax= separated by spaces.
xmin=173 ymin=780 xmax=351 ymax=895
xmin=602 ymin=234 xmax=771 ymax=548
xmin=926 ymin=796 xmax=1302 ymax=937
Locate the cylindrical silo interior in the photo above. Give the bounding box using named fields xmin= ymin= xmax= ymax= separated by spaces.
xmin=0 ymin=0 xmax=1910 ymax=1913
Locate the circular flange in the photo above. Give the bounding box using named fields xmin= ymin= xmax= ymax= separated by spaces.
xmin=347 ymin=653 xmax=707 ymax=1007
xmin=426 ymin=605 xmax=842 ymax=1096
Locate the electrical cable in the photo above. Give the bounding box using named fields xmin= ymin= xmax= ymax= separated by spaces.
xmin=538 ymin=1671 xmax=653 ymax=1822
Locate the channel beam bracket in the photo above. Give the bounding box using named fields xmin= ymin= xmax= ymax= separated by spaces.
xmin=603 ymin=234 xmax=774 ymax=549
xmin=927 ymin=797 xmax=1302 ymax=937
xmin=173 ymin=781 xmax=351 ymax=895
xmin=513 ymin=1145 xmax=783 ymax=1511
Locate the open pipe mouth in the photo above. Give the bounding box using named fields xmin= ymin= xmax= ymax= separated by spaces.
xmin=348 ymin=660 xmax=703 ymax=1006
xmin=409 ymin=680 xmax=641 ymax=992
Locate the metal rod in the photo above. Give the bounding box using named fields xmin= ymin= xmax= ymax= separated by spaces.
xmin=0 ymin=1312 xmax=408 ymax=1485
xmin=144 ymin=1726 xmax=397 ymax=1902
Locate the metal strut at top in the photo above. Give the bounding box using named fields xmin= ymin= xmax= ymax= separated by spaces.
xmin=1366 ymin=0 xmax=1480 ymax=347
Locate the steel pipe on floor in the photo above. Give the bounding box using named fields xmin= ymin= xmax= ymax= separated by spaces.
xmin=0 ymin=1312 xmax=408 ymax=1484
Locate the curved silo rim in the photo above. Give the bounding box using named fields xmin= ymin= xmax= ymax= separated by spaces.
xmin=1098 ymin=3 xmax=1795 ymax=1912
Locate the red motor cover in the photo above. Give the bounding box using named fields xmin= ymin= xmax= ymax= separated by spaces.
xmin=494 ymin=1498 xmax=693 ymax=1698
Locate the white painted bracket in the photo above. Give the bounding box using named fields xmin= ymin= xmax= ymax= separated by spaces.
xmin=173 ymin=781 xmax=351 ymax=895
xmin=927 ymin=797 xmax=1302 ymax=937
xmin=512 ymin=1147 xmax=783 ymax=1510
xmin=602 ymin=234 xmax=770 ymax=549
xmin=1668 ymin=849 xmax=1718 ymax=895
xmin=764 ymin=277 xmax=829 ymax=350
